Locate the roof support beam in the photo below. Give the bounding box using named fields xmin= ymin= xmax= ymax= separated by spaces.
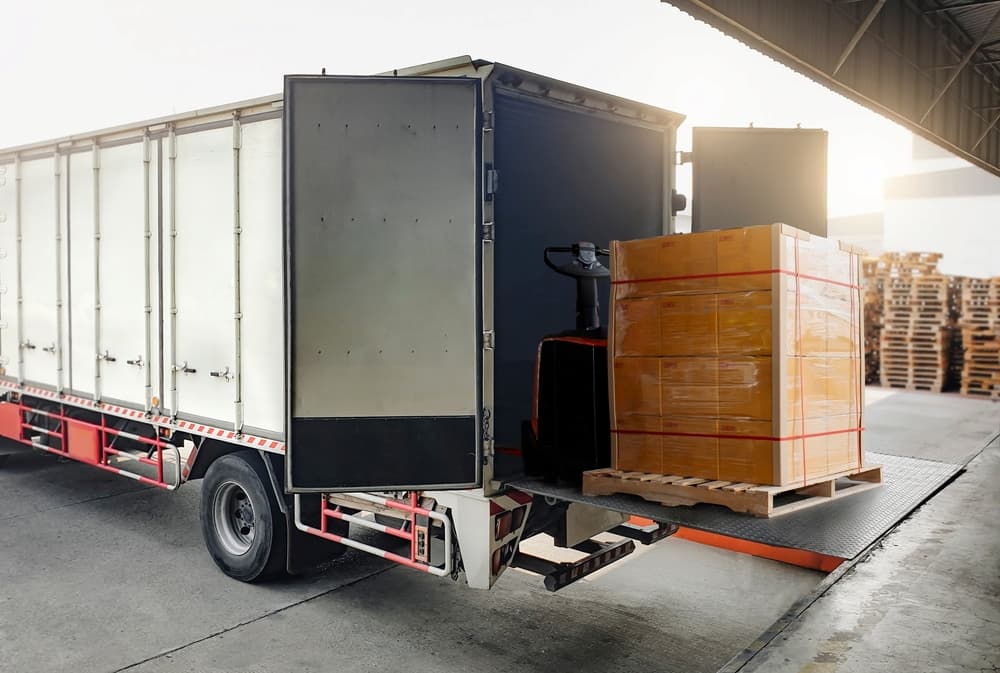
xmin=924 ymin=0 xmax=1000 ymax=14
xmin=922 ymin=2 xmax=1000 ymax=114
xmin=927 ymin=57 xmax=1000 ymax=71
xmin=972 ymin=111 xmax=1000 ymax=151
xmin=920 ymin=7 xmax=1000 ymax=123
xmin=832 ymin=0 xmax=888 ymax=76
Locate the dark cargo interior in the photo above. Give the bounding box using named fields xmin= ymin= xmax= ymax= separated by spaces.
xmin=491 ymin=89 xmax=667 ymax=453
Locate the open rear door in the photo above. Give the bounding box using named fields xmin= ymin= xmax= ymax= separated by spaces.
xmin=284 ymin=75 xmax=484 ymax=492
xmin=691 ymin=126 xmax=828 ymax=237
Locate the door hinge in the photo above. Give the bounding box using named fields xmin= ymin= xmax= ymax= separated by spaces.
xmin=485 ymin=166 xmax=499 ymax=201
xmin=481 ymin=407 xmax=494 ymax=458
xmin=483 ymin=330 xmax=495 ymax=350
xmin=483 ymin=110 xmax=494 ymax=132
xmin=482 ymin=221 xmax=494 ymax=241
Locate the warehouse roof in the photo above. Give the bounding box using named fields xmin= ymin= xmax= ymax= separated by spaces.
xmin=662 ymin=0 xmax=1000 ymax=178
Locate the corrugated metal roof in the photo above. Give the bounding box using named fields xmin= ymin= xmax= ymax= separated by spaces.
xmin=662 ymin=0 xmax=1000 ymax=178
xmin=938 ymin=1 xmax=1000 ymax=43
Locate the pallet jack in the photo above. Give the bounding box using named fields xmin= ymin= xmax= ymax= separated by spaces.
xmin=522 ymin=242 xmax=612 ymax=485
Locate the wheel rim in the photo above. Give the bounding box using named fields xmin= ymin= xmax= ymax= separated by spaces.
xmin=213 ymin=481 xmax=256 ymax=556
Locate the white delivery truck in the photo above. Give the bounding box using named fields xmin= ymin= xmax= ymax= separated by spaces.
xmin=0 ymin=56 xmax=822 ymax=590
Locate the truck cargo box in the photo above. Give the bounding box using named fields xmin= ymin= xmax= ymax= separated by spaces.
xmin=0 ymin=57 xmax=684 ymax=495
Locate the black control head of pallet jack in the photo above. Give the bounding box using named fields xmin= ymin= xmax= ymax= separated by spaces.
xmin=543 ymin=242 xmax=610 ymax=279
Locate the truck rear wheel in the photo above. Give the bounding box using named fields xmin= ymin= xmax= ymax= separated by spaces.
xmin=200 ymin=451 xmax=287 ymax=582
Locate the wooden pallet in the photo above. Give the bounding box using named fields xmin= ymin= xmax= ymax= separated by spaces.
xmin=966 ymin=354 xmax=1000 ymax=366
xmin=882 ymin=383 xmax=946 ymax=392
xmin=881 ymin=333 xmax=951 ymax=344
xmin=960 ymin=382 xmax=1000 ymax=401
xmin=882 ymin=322 xmax=951 ymax=332
xmin=581 ymin=465 xmax=883 ymax=518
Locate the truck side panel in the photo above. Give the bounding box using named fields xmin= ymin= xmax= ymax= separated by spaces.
xmin=98 ymin=142 xmax=157 ymax=406
xmin=68 ymin=151 xmax=95 ymax=396
xmin=4 ymin=116 xmax=284 ymax=436
xmin=170 ymin=126 xmax=237 ymax=426
xmin=20 ymin=157 xmax=60 ymax=388
xmin=0 ymin=162 xmax=17 ymax=378
xmin=238 ymin=118 xmax=284 ymax=436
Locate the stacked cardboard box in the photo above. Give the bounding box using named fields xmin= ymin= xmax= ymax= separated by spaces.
xmin=878 ymin=253 xmax=953 ymax=392
xmin=609 ymin=224 xmax=864 ymax=487
xmin=960 ymin=277 xmax=1000 ymax=400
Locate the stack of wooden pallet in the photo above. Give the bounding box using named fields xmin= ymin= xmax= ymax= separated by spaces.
xmin=959 ymin=277 xmax=1000 ymax=400
xmin=881 ymin=251 xmax=942 ymax=276
xmin=947 ymin=276 xmax=966 ymax=390
xmin=862 ymin=257 xmax=883 ymax=384
xmin=879 ymin=252 xmax=952 ymax=392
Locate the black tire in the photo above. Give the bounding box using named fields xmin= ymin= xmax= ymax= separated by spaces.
xmin=200 ymin=451 xmax=287 ymax=582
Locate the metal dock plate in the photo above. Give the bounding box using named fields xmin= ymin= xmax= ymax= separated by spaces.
xmin=508 ymin=452 xmax=963 ymax=559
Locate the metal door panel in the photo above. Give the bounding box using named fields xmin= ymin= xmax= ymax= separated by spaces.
xmin=68 ymin=151 xmax=95 ymax=397
xmin=692 ymin=127 xmax=828 ymax=237
xmin=171 ymin=127 xmax=235 ymax=425
xmin=98 ymin=143 xmax=149 ymax=406
xmin=19 ymin=158 xmax=59 ymax=388
xmin=284 ymin=75 xmax=483 ymax=491
xmin=0 ymin=162 xmax=17 ymax=380
xmin=238 ymin=118 xmax=284 ymax=435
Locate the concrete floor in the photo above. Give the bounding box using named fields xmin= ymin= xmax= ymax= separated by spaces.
xmin=863 ymin=387 xmax=998 ymax=464
xmin=0 ymin=389 xmax=995 ymax=673
xmin=0 ymin=452 xmax=818 ymax=673
xmin=741 ymin=436 xmax=1000 ymax=673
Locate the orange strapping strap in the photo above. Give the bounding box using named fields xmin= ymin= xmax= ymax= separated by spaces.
xmin=611 ymin=268 xmax=860 ymax=291
xmin=611 ymin=427 xmax=864 ymax=442
xmin=794 ymin=237 xmax=808 ymax=485
xmin=851 ymin=254 xmax=865 ymax=467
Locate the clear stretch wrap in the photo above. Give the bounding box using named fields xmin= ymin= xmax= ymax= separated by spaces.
xmin=609 ymin=223 xmax=865 ymax=486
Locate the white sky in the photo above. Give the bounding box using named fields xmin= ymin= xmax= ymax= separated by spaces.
xmin=2 ymin=0 xmax=920 ymax=216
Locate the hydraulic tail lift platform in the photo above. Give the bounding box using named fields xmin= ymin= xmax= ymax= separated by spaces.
xmin=507 ymin=451 xmax=963 ymax=565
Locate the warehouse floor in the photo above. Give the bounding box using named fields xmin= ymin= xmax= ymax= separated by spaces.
xmin=0 ymin=388 xmax=996 ymax=673
xmin=737 ymin=435 xmax=1000 ymax=673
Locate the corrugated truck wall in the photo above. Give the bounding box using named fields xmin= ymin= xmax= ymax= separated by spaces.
xmin=0 ymin=116 xmax=285 ymax=438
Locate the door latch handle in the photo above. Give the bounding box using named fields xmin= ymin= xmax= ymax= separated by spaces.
xmin=210 ymin=366 xmax=232 ymax=382
xmin=42 ymin=343 xmax=56 ymax=354
xmin=173 ymin=361 xmax=196 ymax=374
xmin=98 ymin=350 xmax=116 ymax=362
xmin=21 ymin=340 xmax=35 ymax=350
xmin=126 ymin=356 xmax=144 ymax=367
